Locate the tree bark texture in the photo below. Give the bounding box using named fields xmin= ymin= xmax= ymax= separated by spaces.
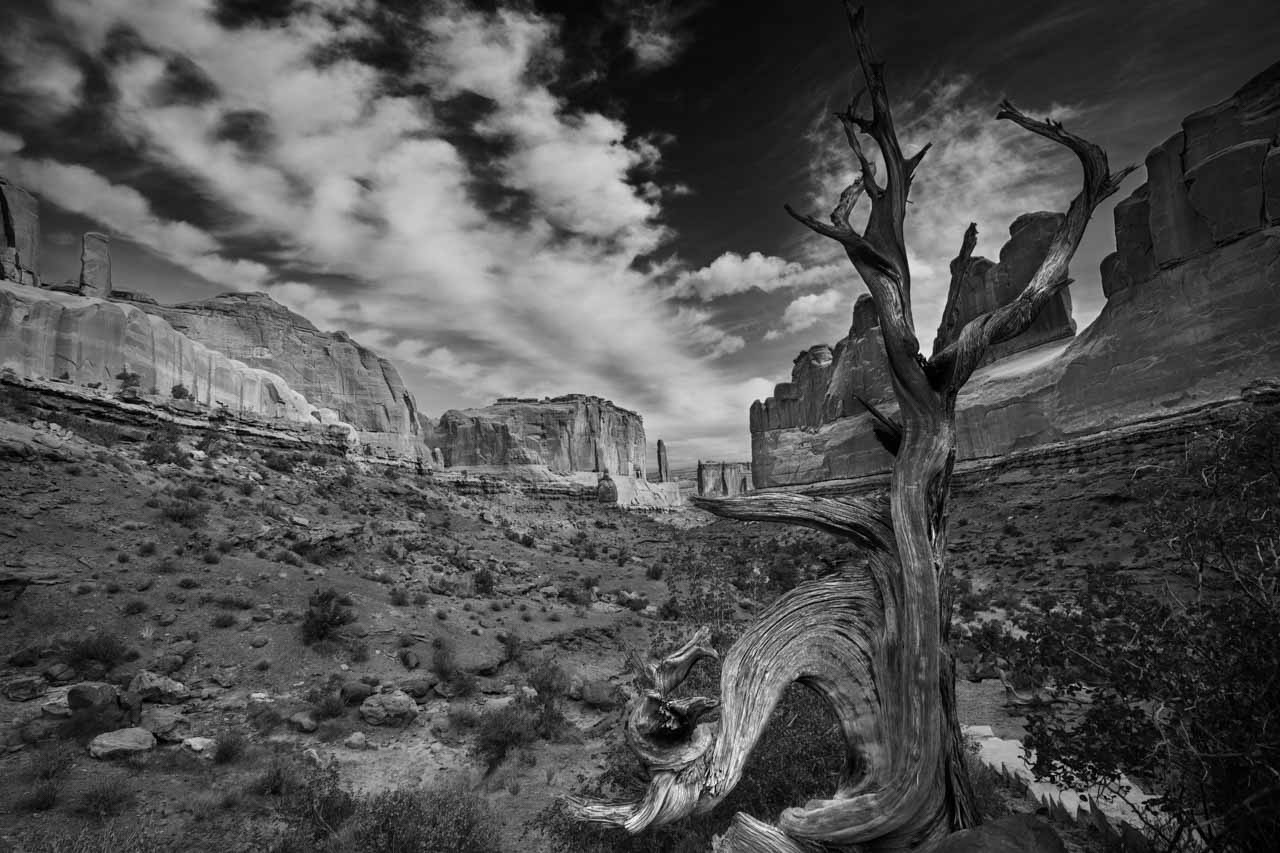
xmin=570 ymin=3 xmax=1132 ymax=849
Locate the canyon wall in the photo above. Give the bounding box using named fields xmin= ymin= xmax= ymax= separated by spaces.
xmin=0 ymin=282 xmax=322 ymax=426
xmin=752 ymin=61 xmax=1280 ymax=488
xmin=696 ymin=460 xmax=754 ymax=498
xmin=137 ymin=293 xmax=421 ymax=459
xmin=430 ymin=395 xmax=646 ymax=476
xmin=0 ymin=177 xmax=40 ymax=287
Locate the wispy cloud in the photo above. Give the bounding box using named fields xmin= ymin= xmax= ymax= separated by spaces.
xmin=673 ymin=251 xmax=848 ymax=300
xmin=764 ymin=288 xmax=844 ymax=340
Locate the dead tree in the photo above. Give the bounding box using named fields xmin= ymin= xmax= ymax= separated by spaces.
xmin=571 ymin=4 xmax=1134 ymax=850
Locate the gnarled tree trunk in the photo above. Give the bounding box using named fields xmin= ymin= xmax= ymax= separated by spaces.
xmin=571 ymin=4 xmax=1133 ymax=849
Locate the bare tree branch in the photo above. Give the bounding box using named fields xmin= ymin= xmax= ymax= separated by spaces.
xmin=691 ymin=492 xmax=893 ymax=552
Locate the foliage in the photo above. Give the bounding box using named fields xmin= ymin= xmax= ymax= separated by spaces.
xmin=170 ymin=383 xmax=190 ymax=400
xmin=60 ymin=631 xmax=129 ymax=670
xmin=300 ymin=587 xmax=356 ymax=645
xmin=1002 ymin=403 xmax=1280 ymax=852
xmin=142 ymin=440 xmax=191 ymax=468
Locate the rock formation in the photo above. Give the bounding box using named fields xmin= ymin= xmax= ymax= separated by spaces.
xmin=752 ymin=61 xmax=1280 ymax=488
xmin=0 ymin=177 xmax=39 ymax=287
xmin=934 ymin=212 xmax=1076 ymax=362
xmin=697 ymin=460 xmax=753 ymax=497
xmin=657 ymin=439 xmax=670 ymax=482
xmin=135 ymin=293 xmax=421 ymax=459
xmin=0 ymin=281 xmax=320 ymax=425
xmin=430 ymin=395 xmax=646 ymax=476
xmin=79 ymin=233 xmax=111 ymax=298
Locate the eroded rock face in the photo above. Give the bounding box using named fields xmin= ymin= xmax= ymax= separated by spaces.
xmin=656 ymin=439 xmax=669 ymax=482
xmin=934 ymin=211 xmax=1076 ymax=362
xmin=430 ymin=395 xmax=646 ymax=476
xmin=137 ymin=293 xmax=421 ymax=459
xmin=697 ymin=460 xmax=753 ymax=496
xmin=751 ymin=61 xmax=1280 ymax=488
xmin=79 ymin=233 xmax=111 ymax=298
xmin=0 ymin=177 xmax=39 ymax=286
xmin=0 ymin=282 xmax=321 ymax=424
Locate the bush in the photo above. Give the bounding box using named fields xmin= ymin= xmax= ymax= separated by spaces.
xmin=262 ymin=451 xmax=297 ymax=474
xmin=1008 ymin=403 xmax=1280 ymax=852
xmin=473 ymin=704 xmax=538 ymax=770
xmin=61 ymin=632 xmax=129 ymax=671
xmin=389 ymin=587 xmax=409 ymax=606
xmin=78 ymin=781 xmax=133 ymax=819
xmin=19 ymin=780 xmax=60 ymax=812
xmin=170 ymin=384 xmax=190 ymax=400
xmin=161 ymin=500 xmax=205 ymax=527
xmin=212 ymin=730 xmax=247 ymax=765
xmin=300 ymin=587 xmax=356 ymax=645
xmin=210 ymin=612 xmax=236 ymax=629
xmin=141 ymin=441 xmax=190 ymax=468
xmin=474 ymin=567 xmax=496 ymax=596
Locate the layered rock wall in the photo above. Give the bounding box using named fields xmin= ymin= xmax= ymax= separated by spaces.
xmin=137 ymin=293 xmax=421 ymax=459
xmin=752 ymin=62 xmax=1280 ymax=488
xmin=430 ymin=395 xmax=646 ymax=475
xmin=0 ymin=282 xmax=320 ymax=425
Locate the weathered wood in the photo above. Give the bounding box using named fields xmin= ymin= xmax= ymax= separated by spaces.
xmin=571 ymin=2 xmax=1130 ymax=849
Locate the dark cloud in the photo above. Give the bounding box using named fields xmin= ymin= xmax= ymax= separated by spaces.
xmin=152 ymin=55 xmax=221 ymax=106
xmin=211 ymin=0 xmax=301 ymax=30
xmin=212 ymin=109 xmax=276 ymax=157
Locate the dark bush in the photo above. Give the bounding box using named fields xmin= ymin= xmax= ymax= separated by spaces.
xmin=300 ymin=587 xmax=356 ymax=646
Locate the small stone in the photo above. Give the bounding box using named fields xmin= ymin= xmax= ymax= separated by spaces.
xmin=289 ymin=711 xmax=318 ymax=733
xmin=4 ymin=676 xmax=46 ymax=701
xmin=67 ymin=681 xmax=118 ymax=711
xmin=249 ymin=636 xmax=269 ymax=648
xmin=88 ymin=727 xmax=156 ymax=759
xmin=140 ymin=707 xmax=187 ymax=742
xmin=343 ymin=731 xmax=368 ymax=750
xmin=182 ymin=736 xmax=215 ymax=754
xmin=157 ymin=612 xmax=176 ymax=626
xmin=128 ymin=671 xmax=190 ymax=704
xmin=43 ymin=662 xmax=76 ymax=684
xmin=340 ymin=681 xmax=374 ymax=705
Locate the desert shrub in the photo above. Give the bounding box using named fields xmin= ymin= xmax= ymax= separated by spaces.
xmin=431 ymin=638 xmax=476 ymax=696
xmin=115 ymin=369 xmax=140 ymax=390
xmin=170 ymin=384 xmax=190 ymax=400
xmin=300 ymin=587 xmax=356 ymax=645
xmin=121 ymin=599 xmax=148 ymax=616
xmin=176 ymin=576 xmax=200 ymax=589
xmin=473 ymin=567 xmax=496 ymax=595
xmin=210 ymin=612 xmax=236 ymax=628
xmin=24 ymin=820 xmax=167 ymax=853
xmin=61 ymin=632 xmax=129 ymax=670
xmin=645 ymin=563 xmax=664 ymax=581
xmin=212 ymin=730 xmax=247 ymax=765
xmin=141 ymin=440 xmax=190 ymax=468
xmin=271 ymin=766 xmax=497 ymax=853
xmin=389 ymin=587 xmax=409 ymax=606
xmin=78 ymin=781 xmax=133 ymax=819
xmin=138 ymin=541 xmax=157 ymax=557
xmin=1006 ymin=402 xmax=1280 ymax=852
xmin=19 ymin=780 xmax=60 ymax=812
xmin=473 ymin=704 xmax=538 ymax=771
xmin=261 ymin=451 xmax=297 ymax=474
xmin=252 ymin=755 xmax=304 ymax=797
xmin=29 ymin=745 xmax=76 ymax=781
xmin=161 ymin=500 xmax=204 ymax=526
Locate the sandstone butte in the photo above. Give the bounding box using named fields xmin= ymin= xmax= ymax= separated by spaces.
xmin=750 ymin=60 xmax=1280 ymax=489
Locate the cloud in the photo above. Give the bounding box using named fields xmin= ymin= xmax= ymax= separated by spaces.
xmin=764 ymin=288 xmax=844 ymax=340
xmin=619 ymin=1 xmax=699 ymax=72
xmin=673 ymin=251 xmax=848 ymax=301
xmin=9 ymin=0 xmax=754 ymax=461
xmin=0 ymin=154 xmax=270 ymax=288
xmin=0 ymin=22 xmax=84 ymax=118
xmin=800 ymin=74 xmax=1086 ymax=351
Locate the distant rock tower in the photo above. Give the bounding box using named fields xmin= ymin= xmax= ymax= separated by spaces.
xmin=656 ymin=439 xmax=669 ymax=482
xmin=79 ymin=232 xmax=112 ymax=298
xmin=0 ymin=176 xmax=40 ymax=286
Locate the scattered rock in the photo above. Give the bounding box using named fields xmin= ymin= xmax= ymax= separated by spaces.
xmin=8 ymin=647 xmax=39 ymax=667
xmin=67 ymin=681 xmax=118 ymax=710
xmin=139 ymin=707 xmax=187 ymax=742
xmin=43 ymin=662 xmax=76 ymax=684
xmin=128 ymin=671 xmax=190 ymax=704
xmin=579 ymin=680 xmax=623 ymax=711
xmin=340 ymin=681 xmax=375 ymax=706
xmin=344 ymin=731 xmax=368 ymax=750
xmin=398 ymin=675 xmax=438 ymax=699
xmin=182 ymin=736 xmax=215 ymax=755
xmin=359 ymin=689 xmax=419 ymax=726
xmin=88 ymin=727 xmax=156 ymax=759
xmin=289 ymin=711 xmax=318 ymax=733
xmin=4 ymin=676 xmax=45 ymax=702
xmin=249 ymin=636 xmax=269 ymax=649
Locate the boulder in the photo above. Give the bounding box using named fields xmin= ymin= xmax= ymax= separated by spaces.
xmin=1186 ymin=139 xmax=1270 ymax=242
xmin=289 ymin=711 xmax=318 ymax=733
xmin=579 ymin=679 xmax=624 ymax=711
xmin=128 ymin=671 xmax=190 ymax=704
xmin=88 ymin=727 xmax=156 ymax=759
xmin=359 ymin=689 xmax=419 ymax=726
xmin=139 ymin=706 xmax=187 ymax=742
xmin=4 ymin=676 xmax=45 ymax=701
xmin=67 ymin=681 xmax=118 ymax=711
xmin=340 ymin=681 xmax=375 ymax=706
xmin=79 ymin=232 xmax=111 ymax=297
xmin=344 ymin=731 xmax=368 ymax=750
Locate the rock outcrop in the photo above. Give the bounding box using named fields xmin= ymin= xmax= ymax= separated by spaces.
xmin=136 ymin=293 xmax=421 ymax=460
xmin=430 ymin=395 xmax=646 ymax=476
xmin=697 ymin=460 xmax=753 ymax=497
xmin=0 ymin=281 xmax=323 ymax=425
xmin=656 ymin=439 xmax=670 ymax=482
xmin=934 ymin=213 xmax=1076 ymax=362
xmin=0 ymin=177 xmax=40 ymax=287
xmin=79 ymin=233 xmax=111 ymax=298
xmin=752 ymin=62 xmax=1280 ymax=488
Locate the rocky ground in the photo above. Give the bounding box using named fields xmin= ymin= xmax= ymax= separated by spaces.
xmin=0 ymin=386 xmax=1174 ymax=852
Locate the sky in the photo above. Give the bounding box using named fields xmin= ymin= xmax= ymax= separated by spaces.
xmin=2 ymin=0 xmax=1278 ymax=469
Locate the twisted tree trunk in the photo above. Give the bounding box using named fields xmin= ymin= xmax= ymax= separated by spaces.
xmin=571 ymin=4 xmax=1133 ymax=849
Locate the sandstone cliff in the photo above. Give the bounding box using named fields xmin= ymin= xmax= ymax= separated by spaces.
xmin=696 ymin=460 xmax=754 ymax=497
xmin=752 ymin=61 xmax=1280 ymax=488
xmin=0 ymin=281 xmax=321 ymax=426
xmin=430 ymin=395 xmax=646 ymax=476
xmin=1 ymin=177 xmax=40 ymax=287
xmin=136 ymin=293 xmax=421 ymax=459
